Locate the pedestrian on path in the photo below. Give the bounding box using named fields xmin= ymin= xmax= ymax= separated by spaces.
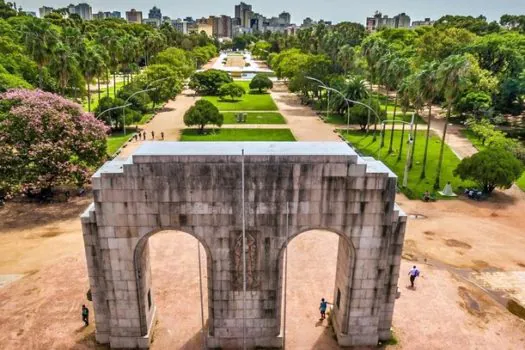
xmin=151 ymin=131 xmax=155 ymax=140
xmin=319 ymin=298 xmax=331 ymax=320
xmin=408 ymin=265 xmax=420 ymax=289
xmin=161 ymin=132 xmax=164 ymax=140
xmin=142 ymin=131 xmax=146 ymax=140
xmin=82 ymin=305 xmax=89 ymax=326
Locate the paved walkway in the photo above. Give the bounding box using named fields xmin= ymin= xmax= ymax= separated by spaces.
xmin=117 ymin=90 xmax=199 ymax=159
xmin=271 ymin=82 xmax=341 ymax=142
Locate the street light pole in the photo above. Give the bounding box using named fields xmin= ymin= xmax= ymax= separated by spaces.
xmin=96 ymin=103 xmax=132 ymax=120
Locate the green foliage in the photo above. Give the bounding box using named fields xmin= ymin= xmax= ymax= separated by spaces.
xmin=180 ymin=128 xmax=296 ymax=141
xmin=454 ymin=149 xmax=524 ymax=193
xmin=434 ymin=15 xmax=500 ymax=36
xmin=456 ymin=92 xmax=492 ymax=118
xmin=116 ymin=81 xmax=151 ymax=113
xmin=94 ymin=96 xmax=126 ymax=129
xmin=152 ymin=47 xmax=194 ymax=77
xmin=218 ymin=82 xmax=245 ymax=101
xmin=249 ymin=74 xmax=273 ymax=93
xmin=189 ymin=69 xmax=232 ymax=95
xmin=0 ymin=67 xmax=32 ymax=91
xmin=141 ymin=64 xmax=182 ymax=102
xmin=183 ymin=99 xmax=223 ymax=133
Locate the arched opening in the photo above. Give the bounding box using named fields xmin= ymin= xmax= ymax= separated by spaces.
xmin=277 ymin=229 xmax=355 ymax=348
xmin=133 ymin=229 xmax=212 ymax=348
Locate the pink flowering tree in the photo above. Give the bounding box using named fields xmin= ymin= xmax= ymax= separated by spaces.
xmin=0 ymin=89 xmax=109 ymax=198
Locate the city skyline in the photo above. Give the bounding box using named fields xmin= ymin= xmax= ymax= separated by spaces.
xmin=19 ymin=0 xmax=525 ymax=24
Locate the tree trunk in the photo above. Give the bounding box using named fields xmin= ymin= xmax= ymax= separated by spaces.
xmin=397 ymin=120 xmax=406 ymax=161
xmin=433 ymin=105 xmax=451 ymax=190
xmin=97 ymin=78 xmax=101 ymax=101
xmin=87 ymin=82 xmax=91 ymax=112
xmin=106 ymin=72 xmax=109 ymax=97
xmin=38 ymin=65 xmax=43 ymax=89
xmin=409 ymin=122 xmax=418 ymax=170
xmin=113 ymin=72 xmax=116 ymax=96
xmin=420 ymin=104 xmax=433 ymax=179
xmin=388 ymin=92 xmax=398 ymax=153
xmin=380 ymin=122 xmax=386 ymax=148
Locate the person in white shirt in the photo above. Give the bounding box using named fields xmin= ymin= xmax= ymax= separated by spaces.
xmin=408 ymin=265 xmax=420 ymax=288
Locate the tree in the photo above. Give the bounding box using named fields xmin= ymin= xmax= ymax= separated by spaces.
xmin=456 ymin=91 xmax=492 ymax=118
xmin=219 ymin=82 xmax=245 ymax=101
xmin=348 ymin=99 xmax=384 ymax=131
xmin=50 ymin=42 xmax=78 ymax=95
xmin=0 ymin=89 xmax=108 ymax=197
xmin=95 ymin=96 xmax=126 ymax=129
xmin=249 ymin=74 xmax=273 ymax=93
xmin=417 ymin=61 xmax=439 ymax=179
xmin=454 ymin=149 xmax=524 ymax=193
xmin=189 ymin=69 xmax=232 ymax=95
xmin=183 ymin=99 xmax=222 ymax=133
xmin=386 ymin=56 xmax=411 ymax=153
xmin=142 ymin=64 xmax=182 ymax=104
xmin=22 ymin=19 xmax=58 ymax=88
xmin=434 ymin=55 xmax=470 ymax=189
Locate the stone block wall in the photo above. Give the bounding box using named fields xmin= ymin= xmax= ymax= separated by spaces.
xmin=81 ymin=144 xmax=406 ymax=349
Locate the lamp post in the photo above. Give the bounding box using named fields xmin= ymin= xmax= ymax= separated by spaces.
xmin=97 ymin=103 xmax=132 ymax=123
xmin=305 ymin=76 xmax=330 ymax=120
xmin=123 ymin=88 xmax=156 ymax=135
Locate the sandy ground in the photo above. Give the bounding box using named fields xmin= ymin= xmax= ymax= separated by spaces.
xmin=225 ymin=55 xmax=245 ymax=68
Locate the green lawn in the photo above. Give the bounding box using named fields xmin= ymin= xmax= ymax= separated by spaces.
xmin=324 ymin=112 xmax=424 ymax=125
xmin=180 ymin=128 xmax=295 ymax=141
xmin=83 ymin=81 xmax=126 ymax=111
xmin=107 ymin=131 xmax=135 ymax=155
xmin=202 ymin=80 xmax=277 ymax=111
xmin=342 ymin=130 xmax=474 ymax=199
xmin=461 ymin=129 xmax=525 ymax=191
xmin=222 ymin=112 xmax=286 ymax=124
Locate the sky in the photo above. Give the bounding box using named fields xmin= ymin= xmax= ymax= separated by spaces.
xmin=20 ymin=0 xmax=525 ymax=24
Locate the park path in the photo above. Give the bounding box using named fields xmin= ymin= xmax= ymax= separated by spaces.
xmin=117 ymin=90 xmax=199 ymax=159
xmin=270 ymin=82 xmax=341 ymax=142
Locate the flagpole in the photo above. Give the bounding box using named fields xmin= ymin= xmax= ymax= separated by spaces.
xmin=241 ymin=148 xmax=247 ymax=350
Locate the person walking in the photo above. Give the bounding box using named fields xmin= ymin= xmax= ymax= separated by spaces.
xmin=319 ymin=298 xmax=331 ymax=320
xmin=151 ymin=131 xmax=155 ymax=140
xmin=161 ymin=131 xmax=164 ymax=140
xmin=82 ymin=305 xmax=89 ymax=326
xmin=408 ymin=265 xmax=420 ymax=288
xmin=142 ymin=131 xmax=146 ymax=140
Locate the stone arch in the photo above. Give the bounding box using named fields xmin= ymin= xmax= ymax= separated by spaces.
xmin=133 ymin=227 xmax=214 ymax=336
xmin=275 ymin=227 xmax=356 ymax=336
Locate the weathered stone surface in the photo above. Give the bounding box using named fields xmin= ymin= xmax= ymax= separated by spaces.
xmin=81 ymin=142 xmax=406 ymax=349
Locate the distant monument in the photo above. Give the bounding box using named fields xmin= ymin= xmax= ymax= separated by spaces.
xmin=81 ymin=142 xmax=407 ymax=348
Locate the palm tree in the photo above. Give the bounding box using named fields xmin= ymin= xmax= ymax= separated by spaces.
xmin=408 ymin=74 xmax=426 ymax=170
xmin=434 ymin=55 xmax=470 ymax=190
xmin=22 ymin=20 xmax=58 ymax=88
xmin=337 ymin=44 xmax=356 ymax=74
xmin=120 ymin=35 xmax=140 ymax=84
xmin=387 ymin=56 xmax=411 ymax=153
xmin=50 ymin=42 xmax=78 ymax=95
xmin=397 ymin=77 xmax=413 ymax=161
xmin=376 ymin=52 xmax=394 ymax=148
xmin=80 ymin=46 xmax=99 ymax=112
xmin=418 ymin=61 xmax=440 ymax=179
xmin=362 ymin=38 xmax=388 ymax=135
xmin=93 ymin=45 xmax=109 ymax=101
xmin=142 ymin=31 xmax=166 ymax=66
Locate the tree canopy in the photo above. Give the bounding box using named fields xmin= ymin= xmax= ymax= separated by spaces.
xmin=183 ymin=99 xmax=222 ymax=133
xmin=249 ymin=74 xmax=273 ymax=93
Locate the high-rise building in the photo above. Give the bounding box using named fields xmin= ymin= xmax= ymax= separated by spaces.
xmin=39 ymin=6 xmax=54 ymax=18
xmin=411 ymin=17 xmax=433 ymax=28
xmin=394 ymin=12 xmax=411 ymax=28
xmin=366 ymin=11 xmax=411 ymax=32
xmin=279 ymin=11 xmax=291 ymax=25
xmin=126 ymin=9 xmax=143 ymax=23
xmin=215 ymin=15 xmax=232 ymax=38
xmin=301 ymin=17 xmax=314 ymax=28
xmin=148 ymin=6 xmax=161 ymax=20
xmin=234 ymin=2 xmax=252 ymax=28
xmin=68 ymin=3 xmax=92 ymax=20
xmin=173 ymin=19 xmax=189 ymax=34
xmin=143 ymin=18 xmax=161 ymax=27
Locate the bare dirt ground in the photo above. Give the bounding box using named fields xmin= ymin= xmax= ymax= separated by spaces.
xmin=2 ymin=187 xmax=525 ymax=349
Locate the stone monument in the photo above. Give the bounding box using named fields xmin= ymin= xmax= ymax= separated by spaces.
xmin=81 ymin=142 xmax=406 ymax=348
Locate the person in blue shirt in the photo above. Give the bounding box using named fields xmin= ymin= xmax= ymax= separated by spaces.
xmin=319 ymin=298 xmax=331 ymax=320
